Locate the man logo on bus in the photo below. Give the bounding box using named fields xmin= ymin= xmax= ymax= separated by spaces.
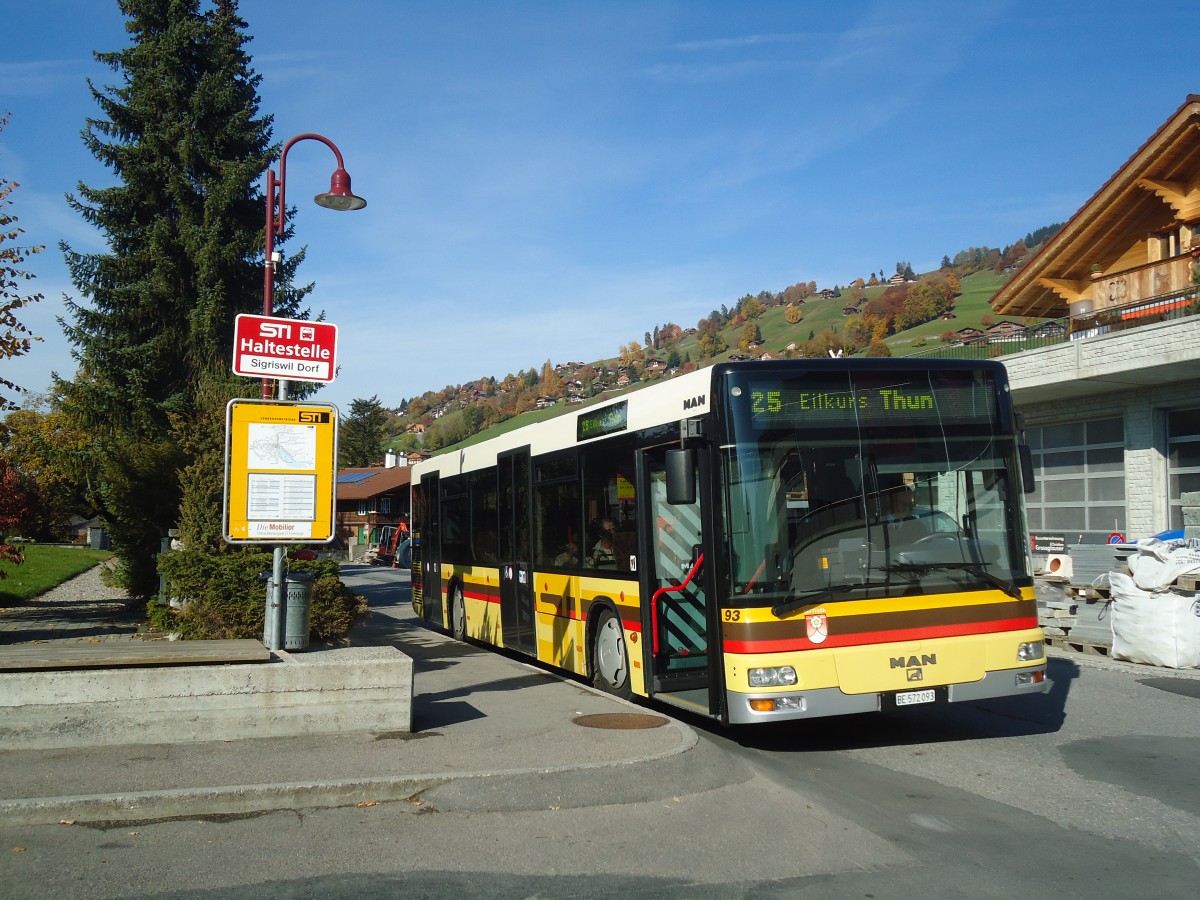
xmin=806 ymin=613 xmax=828 ymax=644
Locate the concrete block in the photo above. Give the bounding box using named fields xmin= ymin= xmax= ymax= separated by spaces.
xmin=0 ymin=646 xmax=412 ymax=750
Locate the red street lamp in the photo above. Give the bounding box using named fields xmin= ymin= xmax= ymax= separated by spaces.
xmin=261 ymin=132 xmax=366 ymax=398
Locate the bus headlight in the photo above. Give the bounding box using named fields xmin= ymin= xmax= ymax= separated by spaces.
xmin=1017 ymin=641 xmax=1044 ymax=662
xmin=748 ymin=666 xmax=797 ymax=687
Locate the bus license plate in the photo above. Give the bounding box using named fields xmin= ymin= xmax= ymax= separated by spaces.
xmin=895 ymin=689 xmax=936 ymax=706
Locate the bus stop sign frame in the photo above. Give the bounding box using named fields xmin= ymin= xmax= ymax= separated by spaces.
xmin=232 ymin=314 xmax=339 ymax=384
xmin=223 ymin=398 xmax=339 ymax=544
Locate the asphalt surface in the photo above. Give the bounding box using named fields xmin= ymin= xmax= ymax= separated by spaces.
xmin=2 ymin=560 xmax=1194 ymax=831
xmin=0 ymin=563 xmax=698 ymax=826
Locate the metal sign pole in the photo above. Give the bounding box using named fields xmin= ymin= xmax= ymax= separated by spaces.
xmin=269 ymin=378 xmax=291 ymax=652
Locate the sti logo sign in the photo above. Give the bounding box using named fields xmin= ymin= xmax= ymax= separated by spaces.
xmin=233 ymin=314 xmax=338 ymax=383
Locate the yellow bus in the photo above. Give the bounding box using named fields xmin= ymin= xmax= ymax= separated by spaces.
xmin=410 ymin=359 xmax=1047 ymax=725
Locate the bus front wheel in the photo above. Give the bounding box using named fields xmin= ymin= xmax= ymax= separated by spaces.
xmin=591 ymin=608 xmax=631 ymax=699
xmin=451 ymin=585 xmax=467 ymax=641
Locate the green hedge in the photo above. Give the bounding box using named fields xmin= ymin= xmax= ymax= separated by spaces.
xmin=154 ymin=550 xmax=366 ymax=641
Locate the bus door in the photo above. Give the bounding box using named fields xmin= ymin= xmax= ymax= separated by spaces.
xmin=417 ymin=472 xmax=441 ymax=624
xmin=498 ymin=447 xmax=536 ymax=655
xmin=642 ymin=444 xmax=714 ymax=716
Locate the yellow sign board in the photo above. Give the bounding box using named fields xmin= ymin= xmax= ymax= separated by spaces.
xmin=224 ymin=399 xmax=339 ymax=544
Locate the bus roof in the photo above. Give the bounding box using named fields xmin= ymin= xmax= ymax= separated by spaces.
xmin=408 ymin=358 xmax=1010 ymax=480
xmin=410 ymin=364 xmax=715 ymax=479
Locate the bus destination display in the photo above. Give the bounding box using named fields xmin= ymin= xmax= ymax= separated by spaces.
xmin=577 ymin=400 xmax=628 ymax=442
xmin=741 ymin=375 xmax=997 ymax=428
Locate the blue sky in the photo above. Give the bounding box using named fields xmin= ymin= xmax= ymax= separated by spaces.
xmin=1 ymin=0 xmax=1194 ymax=412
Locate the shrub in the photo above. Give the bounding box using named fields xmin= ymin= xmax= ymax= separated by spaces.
xmin=157 ymin=549 xmax=365 ymax=642
xmin=309 ymin=575 xmax=368 ymax=640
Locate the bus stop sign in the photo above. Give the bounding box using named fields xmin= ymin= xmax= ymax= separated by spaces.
xmin=223 ymin=399 xmax=339 ymax=544
xmin=233 ymin=314 xmax=338 ymax=383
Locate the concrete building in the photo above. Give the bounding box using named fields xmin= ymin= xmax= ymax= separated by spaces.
xmin=989 ymin=95 xmax=1200 ymax=544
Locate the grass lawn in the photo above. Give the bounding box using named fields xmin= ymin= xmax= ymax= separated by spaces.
xmin=0 ymin=545 xmax=115 ymax=605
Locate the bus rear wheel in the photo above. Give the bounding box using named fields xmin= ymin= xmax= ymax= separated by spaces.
xmin=591 ymin=608 xmax=631 ymax=699
xmin=451 ymin=585 xmax=467 ymax=641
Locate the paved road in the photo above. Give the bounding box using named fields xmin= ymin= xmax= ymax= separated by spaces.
xmin=2 ymin=567 xmax=1198 ymax=898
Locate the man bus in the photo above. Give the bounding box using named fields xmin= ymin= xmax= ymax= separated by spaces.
xmin=410 ymin=359 xmax=1047 ymax=725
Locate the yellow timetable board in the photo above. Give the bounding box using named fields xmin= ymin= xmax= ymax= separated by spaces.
xmin=224 ymin=399 xmax=339 ymax=544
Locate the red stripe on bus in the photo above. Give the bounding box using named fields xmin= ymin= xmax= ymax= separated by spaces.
xmin=463 ymin=588 xmax=499 ymax=604
xmin=723 ymin=616 xmax=1038 ymax=654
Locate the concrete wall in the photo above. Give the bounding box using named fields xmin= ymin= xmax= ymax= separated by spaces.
xmin=0 ymin=646 xmax=412 ymax=751
xmin=1011 ymin=336 xmax=1200 ymax=541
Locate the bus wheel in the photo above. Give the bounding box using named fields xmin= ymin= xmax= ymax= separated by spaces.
xmin=591 ymin=608 xmax=631 ymax=699
xmin=451 ymin=585 xmax=467 ymax=641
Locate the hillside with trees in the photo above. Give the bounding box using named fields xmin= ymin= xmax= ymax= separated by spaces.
xmin=385 ymin=225 xmax=1062 ymax=455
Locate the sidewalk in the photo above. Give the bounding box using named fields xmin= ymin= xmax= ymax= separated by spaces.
xmin=0 ymin=564 xmax=696 ymax=826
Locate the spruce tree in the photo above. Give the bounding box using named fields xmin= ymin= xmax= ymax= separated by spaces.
xmin=57 ymin=0 xmax=297 ymax=597
xmin=339 ymin=396 xmax=391 ymax=468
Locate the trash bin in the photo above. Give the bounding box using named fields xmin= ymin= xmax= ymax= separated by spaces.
xmin=262 ymin=571 xmax=315 ymax=650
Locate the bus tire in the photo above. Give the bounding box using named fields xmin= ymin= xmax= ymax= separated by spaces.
xmin=450 ymin=584 xmax=467 ymax=641
xmin=591 ymin=607 xmax=631 ymax=699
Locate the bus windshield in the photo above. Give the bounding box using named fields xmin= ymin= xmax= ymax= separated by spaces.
xmin=718 ymin=365 xmax=1029 ymax=606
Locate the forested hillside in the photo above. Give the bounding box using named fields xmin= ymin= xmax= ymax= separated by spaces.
xmin=381 ymin=228 xmax=1059 ymax=454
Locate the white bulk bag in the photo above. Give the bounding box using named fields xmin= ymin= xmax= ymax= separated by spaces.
xmin=1108 ymin=571 xmax=1200 ymax=669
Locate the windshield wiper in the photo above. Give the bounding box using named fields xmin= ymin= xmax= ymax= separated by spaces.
xmin=890 ymin=562 xmax=1022 ymax=599
xmin=771 ymin=582 xmax=891 ymax=617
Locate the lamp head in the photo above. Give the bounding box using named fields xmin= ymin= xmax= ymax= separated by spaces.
xmin=314 ymin=167 xmax=367 ymax=211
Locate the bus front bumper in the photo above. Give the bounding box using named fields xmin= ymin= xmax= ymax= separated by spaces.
xmin=725 ymin=664 xmax=1050 ymax=725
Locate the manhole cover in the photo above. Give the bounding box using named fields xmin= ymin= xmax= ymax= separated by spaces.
xmin=573 ymin=713 xmax=669 ymax=730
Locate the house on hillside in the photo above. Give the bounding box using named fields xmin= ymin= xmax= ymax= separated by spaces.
xmin=1032 ymin=321 xmax=1067 ymax=339
xmin=985 ymin=321 xmax=1029 ymax=343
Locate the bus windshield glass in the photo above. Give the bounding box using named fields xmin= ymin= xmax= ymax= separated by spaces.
xmin=718 ymin=365 xmax=1029 ymax=605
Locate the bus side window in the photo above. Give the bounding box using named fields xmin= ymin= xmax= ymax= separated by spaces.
xmin=580 ymin=437 xmax=636 ymax=571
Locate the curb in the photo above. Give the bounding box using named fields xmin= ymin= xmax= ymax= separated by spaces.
xmin=0 ymin=719 xmax=699 ymax=827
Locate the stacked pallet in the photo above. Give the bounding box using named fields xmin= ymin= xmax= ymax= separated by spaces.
xmin=1066 ymin=544 xmax=1124 ymax=599
xmin=1035 ymin=579 xmax=1079 ymax=637
xmin=1037 ymin=597 xmax=1079 ymax=637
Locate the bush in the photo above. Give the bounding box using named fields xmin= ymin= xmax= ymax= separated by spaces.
xmin=309 ymin=574 xmax=368 ymax=640
xmin=156 ymin=549 xmax=366 ymax=642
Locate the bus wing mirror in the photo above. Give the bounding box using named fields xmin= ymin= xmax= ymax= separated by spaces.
xmin=1019 ymin=444 xmax=1035 ymax=494
xmin=666 ymin=449 xmax=696 ymax=505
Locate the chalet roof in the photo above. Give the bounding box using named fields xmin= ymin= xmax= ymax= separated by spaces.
xmin=986 ymin=320 xmax=1027 ymax=334
xmin=336 ymin=466 xmax=412 ymax=500
xmin=994 ymin=95 xmax=1200 ymax=317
